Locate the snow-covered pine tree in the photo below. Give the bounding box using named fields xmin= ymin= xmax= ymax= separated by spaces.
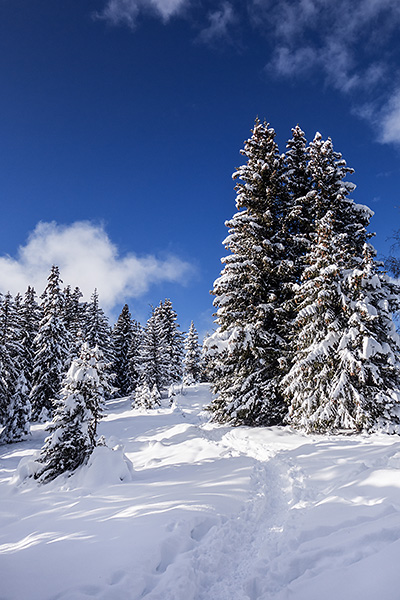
xmin=282 ymin=211 xmax=350 ymax=431
xmin=30 ymin=266 xmax=70 ymax=421
xmin=283 ymin=125 xmax=314 ymax=282
xmin=183 ymin=321 xmax=201 ymax=385
xmin=0 ymin=292 xmax=31 ymax=443
xmin=150 ymin=383 xmax=161 ymax=407
xmin=283 ymin=133 xmax=400 ymax=432
xmin=132 ymin=379 xmax=160 ymax=409
xmin=83 ymin=289 xmax=113 ymax=365
xmin=207 ymin=119 xmax=288 ymax=426
xmin=63 ymin=285 xmax=85 ymax=359
xmin=127 ymin=319 xmax=142 ymax=395
xmin=276 ymin=126 xmax=314 ymax=374
xmin=112 ymin=304 xmax=134 ymax=397
xmin=140 ymin=307 xmax=164 ymax=392
xmin=21 ymin=286 xmax=41 ymax=397
xmin=338 ymin=244 xmax=400 ymax=431
xmin=157 ymin=299 xmax=184 ymax=387
xmin=34 ymin=343 xmax=111 ymax=483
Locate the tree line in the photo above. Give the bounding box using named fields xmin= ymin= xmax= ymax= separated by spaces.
xmin=0 ymin=265 xmax=202 ymax=447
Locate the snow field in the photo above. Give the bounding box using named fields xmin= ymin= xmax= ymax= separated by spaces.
xmin=1 ymin=384 xmax=400 ymax=599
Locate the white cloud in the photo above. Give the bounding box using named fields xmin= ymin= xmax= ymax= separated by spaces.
xmin=380 ymin=89 xmax=400 ymax=144
xmin=257 ymin=0 xmax=400 ymax=143
xmin=198 ymin=3 xmax=236 ymax=45
xmin=270 ymin=46 xmax=318 ymax=77
xmin=96 ymin=0 xmax=190 ymax=27
xmin=0 ymin=221 xmax=193 ymax=312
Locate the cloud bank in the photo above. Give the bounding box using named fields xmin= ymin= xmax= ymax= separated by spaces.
xmin=0 ymin=221 xmax=193 ymax=312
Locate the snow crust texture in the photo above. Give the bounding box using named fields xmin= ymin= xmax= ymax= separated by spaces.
xmin=1 ymin=384 xmax=400 ymax=600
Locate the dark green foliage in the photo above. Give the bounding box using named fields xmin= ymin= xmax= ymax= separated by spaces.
xmin=207 ymin=120 xmax=288 ymax=426
xmin=112 ymin=304 xmax=135 ymax=397
xmin=183 ymin=321 xmax=202 ymax=385
xmin=208 ymin=120 xmax=400 ymax=433
xmin=30 ymin=266 xmax=70 ymax=421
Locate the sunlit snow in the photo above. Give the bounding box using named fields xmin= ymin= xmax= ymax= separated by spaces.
xmin=1 ymin=384 xmax=400 ymax=600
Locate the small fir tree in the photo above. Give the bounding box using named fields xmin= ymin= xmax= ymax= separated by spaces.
xmin=132 ymin=379 xmax=160 ymax=409
xmin=34 ymin=343 xmax=111 ymax=483
xmin=183 ymin=321 xmax=201 ymax=385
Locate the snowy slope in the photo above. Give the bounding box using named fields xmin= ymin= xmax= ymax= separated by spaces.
xmin=1 ymin=384 xmax=400 ymax=600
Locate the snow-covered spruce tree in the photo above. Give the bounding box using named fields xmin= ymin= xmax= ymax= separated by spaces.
xmin=283 ymin=125 xmax=314 ymax=283
xmin=112 ymin=304 xmax=134 ymax=397
xmin=127 ymin=319 xmax=142 ymax=395
xmin=34 ymin=343 xmax=112 ymax=483
xmin=338 ymin=245 xmax=400 ymax=431
xmin=183 ymin=321 xmax=202 ymax=385
xmin=0 ymin=372 xmax=30 ymax=444
xmin=274 ymin=125 xmax=315 ymax=374
xmin=132 ymin=379 xmax=160 ymax=409
xmin=83 ymin=289 xmax=113 ymax=365
xmin=157 ymin=299 xmax=184 ymax=387
xmin=20 ymin=286 xmax=41 ymax=396
xmin=207 ymin=119 xmax=288 ymax=426
xmin=150 ymin=383 xmax=161 ymax=407
xmin=30 ymin=266 xmax=70 ymax=421
xmin=63 ymin=285 xmax=85 ymax=360
xmin=283 ymin=133 xmax=400 ymax=432
xmin=0 ymin=293 xmax=31 ymax=443
xmin=140 ymin=307 xmax=164 ymax=392
xmin=282 ymin=211 xmax=352 ymax=431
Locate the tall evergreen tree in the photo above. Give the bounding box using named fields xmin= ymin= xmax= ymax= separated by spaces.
xmin=112 ymin=304 xmax=134 ymax=397
xmin=64 ymin=285 xmax=85 ymax=359
xmin=158 ymin=299 xmax=184 ymax=387
xmin=0 ymin=292 xmax=30 ymax=443
xmin=140 ymin=307 xmax=164 ymax=391
xmin=83 ymin=289 xmax=113 ymax=364
xmin=284 ymin=125 xmax=313 ymax=282
xmin=207 ymin=119 xmax=288 ymax=426
xmin=183 ymin=321 xmax=201 ymax=385
xmin=30 ymin=266 xmax=70 ymax=421
xmin=283 ymin=133 xmax=400 ymax=432
xmin=21 ymin=286 xmax=41 ymax=396
xmin=127 ymin=319 xmax=142 ymax=395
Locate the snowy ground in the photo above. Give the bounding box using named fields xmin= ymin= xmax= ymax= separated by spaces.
xmin=1 ymin=384 xmax=400 ymax=600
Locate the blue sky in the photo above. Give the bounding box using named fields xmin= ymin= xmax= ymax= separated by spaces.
xmin=1 ymin=0 xmax=400 ymax=337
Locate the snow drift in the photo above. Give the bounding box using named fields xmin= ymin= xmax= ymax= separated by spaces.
xmin=1 ymin=384 xmax=400 ymax=600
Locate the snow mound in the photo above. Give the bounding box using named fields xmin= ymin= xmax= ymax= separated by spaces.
xmin=2 ymin=384 xmax=400 ymax=600
xmin=12 ymin=451 xmax=42 ymax=485
xmin=71 ymin=444 xmax=134 ymax=488
xmin=12 ymin=441 xmax=134 ymax=489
